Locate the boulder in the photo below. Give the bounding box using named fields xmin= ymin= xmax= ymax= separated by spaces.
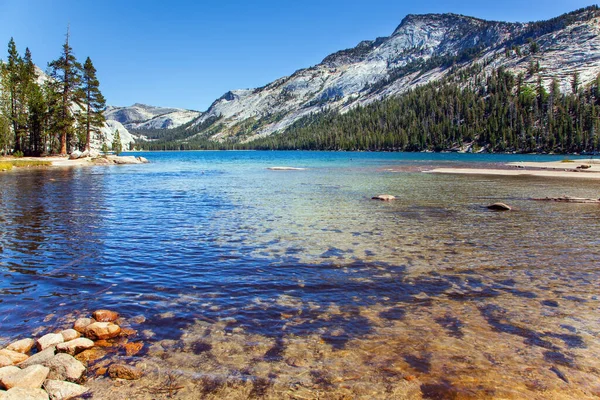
xmin=79 ymin=150 xmax=90 ymax=158
xmin=43 ymin=380 xmax=87 ymax=400
xmin=0 ymin=366 xmax=20 ymax=388
xmin=56 ymin=339 xmax=94 ymax=356
xmin=0 ymin=350 xmax=28 ymax=365
xmin=43 ymin=354 xmax=85 ymax=383
xmin=68 ymin=151 xmax=82 ymax=160
xmin=7 ymin=338 xmax=35 ymax=354
xmin=136 ymin=156 xmax=149 ymax=163
xmin=73 ymin=318 xmax=94 ymax=334
xmin=84 ymin=322 xmax=121 ymax=340
xmin=36 ymin=334 xmax=64 ymax=352
xmin=74 ymin=348 xmax=105 ymax=365
xmin=2 ymin=387 xmax=49 ymax=400
xmin=92 ymin=310 xmax=119 ymax=323
xmin=0 ymin=365 xmax=49 ymax=390
xmin=487 ymin=202 xmax=512 ymax=211
xmin=89 ymin=150 xmax=100 ymax=158
xmin=111 ymin=156 xmax=141 ymax=165
xmin=18 ymin=347 xmax=56 ymax=369
xmin=108 ymin=364 xmax=142 ymax=380
xmin=59 ymin=330 xmax=79 ymax=343
xmin=92 ymin=157 xmax=112 ymax=165
xmin=371 ymin=194 xmax=396 ymax=201
xmin=0 ymin=357 xmax=12 ymax=368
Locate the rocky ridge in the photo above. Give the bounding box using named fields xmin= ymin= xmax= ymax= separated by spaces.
xmin=162 ymin=6 xmax=600 ymax=144
xmin=105 ymin=103 xmax=202 ymax=130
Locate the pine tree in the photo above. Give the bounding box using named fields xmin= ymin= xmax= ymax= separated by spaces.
xmin=48 ymin=28 xmax=83 ymax=155
xmin=81 ymin=57 xmax=106 ymax=151
xmin=112 ymin=129 xmax=122 ymax=155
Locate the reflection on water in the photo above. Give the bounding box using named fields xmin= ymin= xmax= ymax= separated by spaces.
xmin=1 ymin=151 xmax=600 ymax=399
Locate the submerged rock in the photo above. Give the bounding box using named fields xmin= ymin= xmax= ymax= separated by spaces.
xmin=2 ymin=387 xmax=49 ymax=400
xmin=92 ymin=310 xmax=119 ymax=323
xmin=84 ymin=322 xmax=121 ymax=340
xmin=7 ymin=338 xmax=35 ymax=354
xmin=36 ymin=334 xmax=64 ymax=352
xmin=487 ymin=202 xmax=512 ymax=211
xmin=43 ymin=380 xmax=87 ymax=400
xmin=74 ymin=348 xmax=105 ymax=365
xmin=108 ymin=364 xmax=142 ymax=380
xmin=0 ymin=365 xmax=49 ymax=390
xmin=372 ymin=194 xmax=396 ymax=201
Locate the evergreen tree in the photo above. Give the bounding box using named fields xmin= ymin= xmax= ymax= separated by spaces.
xmin=48 ymin=28 xmax=83 ymax=155
xmin=81 ymin=57 xmax=106 ymax=151
xmin=112 ymin=129 xmax=122 ymax=155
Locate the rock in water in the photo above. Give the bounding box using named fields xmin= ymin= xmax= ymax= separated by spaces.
xmin=36 ymin=334 xmax=64 ymax=351
xmin=2 ymin=387 xmax=49 ymax=400
xmin=7 ymin=338 xmax=35 ymax=354
xmin=0 ymin=350 xmax=28 ymax=365
xmin=73 ymin=318 xmax=95 ymax=334
xmin=136 ymin=156 xmax=149 ymax=163
xmin=18 ymin=348 xmax=56 ymax=369
xmin=43 ymin=380 xmax=87 ymax=400
xmin=59 ymin=330 xmax=79 ymax=342
xmin=84 ymin=322 xmax=121 ymax=340
xmin=372 ymin=194 xmax=396 ymax=201
xmin=487 ymin=202 xmax=512 ymax=211
xmin=56 ymin=338 xmax=94 ymax=356
xmin=0 ymin=365 xmax=49 ymax=390
xmin=108 ymin=364 xmax=142 ymax=380
xmin=92 ymin=310 xmax=119 ymax=323
xmin=44 ymin=354 xmax=85 ymax=383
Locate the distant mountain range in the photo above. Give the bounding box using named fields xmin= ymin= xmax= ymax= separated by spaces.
xmin=106 ymin=6 xmax=600 ymax=149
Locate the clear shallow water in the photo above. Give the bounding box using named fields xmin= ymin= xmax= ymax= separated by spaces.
xmin=1 ymin=151 xmax=600 ymax=398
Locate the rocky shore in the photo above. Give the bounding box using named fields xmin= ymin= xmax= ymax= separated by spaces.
xmin=0 ymin=310 xmax=145 ymax=400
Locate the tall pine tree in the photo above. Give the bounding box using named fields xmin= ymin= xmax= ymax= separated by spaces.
xmin=81 ymin=57 xmax=106 ymax=151
xmin=48 ymin=28 xmax=83 ymax=155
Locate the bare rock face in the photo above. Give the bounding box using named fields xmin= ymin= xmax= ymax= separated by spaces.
xmin=56 ymin=339 xmax=94 ymax=356
xmin=0 ymin=365 xmax=49 ymax=390
xmin=0 ymin=350 xmax=28 ymax=365
xmin=36 ymin=334 xmax=64 ymax=352
xmin=91 ymin=310 xmax=119 ymax=323
xmin=372 ymin=194 xmax=396 ymax=201
xmin=108 ymin=364 xmax=142 ymax=380
xmin=18 ymin=348 xmax=56 ymax=369
xmin=44 ymin=354 xmax=85 ymax=383
xmin=7 ymin=338 xmax=35 ymax=354
xmin=84 ymin=322 xmax=121 ymax=340
xmin=43 ymin=379 xmax=88 ymax=400
xmin=59 ymin=330 xmax=79 ymax=343
xmin=73 ymin=318 xmax=95 ymax=334
xmin=2 ymin=387 xmax=49 ymax=400
xmin=487 ymin=202 xmax=512 ymax=211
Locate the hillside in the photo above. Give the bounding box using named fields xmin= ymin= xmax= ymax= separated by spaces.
xmin=137 ymin=6 xmax=600 ymax=151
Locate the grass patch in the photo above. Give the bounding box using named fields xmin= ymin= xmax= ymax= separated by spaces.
xmin=0 ymin=159 xmax=52 ymax=171
xmin=561 ymin=159 xmax=575 ymax=163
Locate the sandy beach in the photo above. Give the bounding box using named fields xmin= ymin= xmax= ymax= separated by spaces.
xmin=425 ymin=159 xmax=600 ymax=179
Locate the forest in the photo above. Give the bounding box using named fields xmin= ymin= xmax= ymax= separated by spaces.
xmin=0 ymin=33 xmax=106 ymax=156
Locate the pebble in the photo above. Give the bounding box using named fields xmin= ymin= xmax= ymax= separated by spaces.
xmin=59 ymin=330 xmax=79 ymax=342
xmin=108 ymin=364 xmax=142 ymax=380
xmin=84 ymin=322 xmax=121 ymax=340
xmin=56 ymin=339 xmax=94 ymax=356
xmin=36 ymin=334 xmax=64 ymax=352
xmin=73 ymin=318 xmax=95 ymax=334
xmin=44 ymin=354 xmax=86 ymax=383
xmin=0 ymin=365 xmax=49 ymax=390
xmin=7 ymin=338 xmax=35 ymax=354
xmin=0 ymin=350 xmax=28 ymax=365
xmin=2 ymin=387 xmax=49 ymax=400
xmin=92 ymin=310 xmax=119 ymax=323
xmin=43 ymin=379 xmax=87 ymax=400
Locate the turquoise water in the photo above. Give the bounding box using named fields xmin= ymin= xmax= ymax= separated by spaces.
xmin=1 ymin=151 xmax=599 ymax=398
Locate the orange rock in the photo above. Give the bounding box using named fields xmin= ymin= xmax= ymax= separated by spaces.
xmin=75 ymin=348 xmax=106 ymax=364
xmin=123 ymin=342 xmax=144 ymax=356
xmin=95 ymin=367 xmax=107 ymax=377
xmin=92 ymin=310 xmax=119 ymax=323
xmin=85 ymin=322 xmax=121 ymax=340
xmin=404 ymin=375 xmax=416 ymax=381
xmin=120 ymin=328 xmax=137 ymax=337
xmin=73 ymin=318 xmax=95 ymax=333
xmin=93 ymin=340 xmax=114 ymax=348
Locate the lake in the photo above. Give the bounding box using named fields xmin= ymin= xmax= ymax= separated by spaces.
xmin=1 ymin=151 xmax=599 ymax=399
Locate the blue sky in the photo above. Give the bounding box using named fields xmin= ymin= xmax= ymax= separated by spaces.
xmin=0 ymin=0 xmax=595 ymax=111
